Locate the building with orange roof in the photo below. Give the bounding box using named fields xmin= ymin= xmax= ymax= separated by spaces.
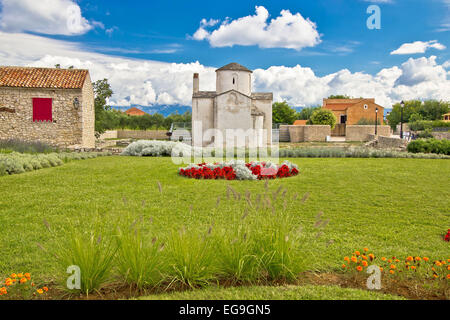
xmin=322 ymin=98 xmax=384 ymax=125
xmin=293 ymin=120 xmax=308 ymax=125
xmin=125 ymin=107 xmax=147 ymax=116
xmin=0 ymin=66 xmax=95 ymax=148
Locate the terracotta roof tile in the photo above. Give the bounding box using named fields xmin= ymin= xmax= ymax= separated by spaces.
xmin=293 ymin=120 xmax=308 ymax=125
xmin=125 ymin=107 xmax=146 ymax=116
xmin=0 ymin=66 xmax=89 ymax=89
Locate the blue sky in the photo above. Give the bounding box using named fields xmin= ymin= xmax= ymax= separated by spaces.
xmin=73 ymin=0 xmax=450 ymax=75
xmin=0 ymin=0 xmax=449 ymax=108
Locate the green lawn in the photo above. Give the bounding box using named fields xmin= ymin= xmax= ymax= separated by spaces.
xmin=0 ymin=156 xmax=449 ymax=298
xmin=139 ymin=285 xmax=405 ymax=300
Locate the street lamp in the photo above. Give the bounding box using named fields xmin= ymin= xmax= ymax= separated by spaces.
xmin=375 ymin=107 xmax=379 ymax=135
xmin=400 ymin=101 xmax=405 ymax=139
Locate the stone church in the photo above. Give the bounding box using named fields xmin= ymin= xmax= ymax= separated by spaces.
xmin=192 ymin=63 xmax=272 ymax=147
xmin=0 ymin=66 xmax=95 ymax=148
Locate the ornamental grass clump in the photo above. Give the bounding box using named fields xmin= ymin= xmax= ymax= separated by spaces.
xmin=115 ymin=218 xmax=165 ymax=289
xmin=48 ymin=215 xmax=117 ymax=295
xmin=165 ymin=228 xmax=216 ymax=289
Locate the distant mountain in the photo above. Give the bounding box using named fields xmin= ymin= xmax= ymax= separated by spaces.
xmin=111 ymin=105 xmax=392 ymax=118
xmin=111 ymin=105 xmax=191 ymax=117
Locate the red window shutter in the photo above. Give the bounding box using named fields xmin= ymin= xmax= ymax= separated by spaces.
xmin=33 ymin=98 xmax=52 ymax=122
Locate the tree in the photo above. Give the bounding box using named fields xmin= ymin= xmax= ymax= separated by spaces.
xmin=328 ymin=94 xmax=351 ymax=99
xmin=386 ymin=100 xmax=449 ymax=129
xmin=272 ymin=101 xmax=297 ymax=124
xmin=296 ymin=106 xmax=320 ymax=120
xmin=310 ymin=109 xmax=337 ymax=129
xmin=93 ymin=79 xmax=114 ymax=136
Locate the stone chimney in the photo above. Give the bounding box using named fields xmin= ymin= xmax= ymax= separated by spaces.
xmin=193 ymin=73 xmax=199 ymax=94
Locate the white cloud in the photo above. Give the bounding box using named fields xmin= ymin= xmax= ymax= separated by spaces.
xmin=190 ymin=6 xmax=321 ymax=50
xmin=0 ymin=0 xmax=92 ymax=35
xmin=0 ymin=31 xmax=449 ymax=109
xmin=254 ymin=56 xmax=450 ymax=107
xmin=391 ymin=40 xmax=446 ymax=55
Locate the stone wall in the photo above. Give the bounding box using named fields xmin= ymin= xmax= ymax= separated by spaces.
xmin=346 ymin=125 xmax=391 ymax=141
xmin=98 ymin=129 xmax=170 ymax=140
xmin=368 ymin=134 xmax=407 ymax=149
xmin=98 ymin=130 xmax=118 ymax=140
xmin=304 ymin=125 xmax=331 ymax=141
xmin=0 ymin=80 xmax=94 ymax=148
xmin=287 ymin=125 xmax=330 ymax=142
xmin=431 ymin=132 xmax=450 ymax=140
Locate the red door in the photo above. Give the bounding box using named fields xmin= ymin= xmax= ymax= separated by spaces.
xmin=33 ymin=98 xmax=52 ymax=122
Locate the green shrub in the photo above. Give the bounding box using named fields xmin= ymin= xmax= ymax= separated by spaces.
xmin=0 ymin=139 xmax=56 ymax=154
xmin=407 ymin=139 xmax=450 ymax=155
xmin=310 ymin=109 xmax=337 ymax=129
xmin=416 ymin=129 xmax=434 ymax=139
xmin=409 ymin=120 xmax=450 ymax=131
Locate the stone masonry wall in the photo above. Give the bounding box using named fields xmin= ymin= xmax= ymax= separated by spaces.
xmin=81 ymin=75 xmax=95 ymax=148
xmin=287 ymin=125 xmax=330 ymax=142
xmin=304 ymin=125 xmax=330 ymax=142
xmin=0 ymin=87 xmax=84 ymax=147
xmin=368 ymin=134 xmax=408 ymax=149
xmin=431 ymin=132 xmax=450 ymax=140
xmin=346 ymin=125 xmax=391 ymax=141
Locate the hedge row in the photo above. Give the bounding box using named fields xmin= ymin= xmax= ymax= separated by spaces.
xmin=0 ymin=152 xmax=111 ymax=176
xmin=407 ymin=138 xmax=450 ymax=155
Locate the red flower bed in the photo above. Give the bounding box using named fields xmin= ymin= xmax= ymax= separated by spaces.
xmin=179 ymin=162 xmax=299 ymax=180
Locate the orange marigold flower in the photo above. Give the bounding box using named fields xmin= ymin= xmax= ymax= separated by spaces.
xmin=394 ymin=259 xmax=400 ymax=263
xmin=363 ymin=248 xmax=369 ymax=252
xmin=31 ymin=282 xmax=35 ymax=287
xmin=433 ymin=274 xmax=438 ymax=279
xmin=43 ymin=287 xmax=48 ymax=292
xmin=368 ymin=254 xmax=375 ymax=260
xmin=390 ymin=264 xmax=396 ymax=269
xmin=355 ymin=251 xmax=361 ymax=256
xmin=351 ymin=256 xmax=358 ymax=263
xmin=435 ymin=261 xmax=442 ymax=266
xmin=342 ymin=264 xmax=347 ymax=269
xmin=423 ymin=257 xmax=429 ymax=262
xmin=447 ymin=266 xmax=450 ymax=271
xmin=17 ymin=273 xmax=23 ymax=278
xmin=447 ymin=274 xmax=450 ymax=280
xmin=388 ymin=259 xmax=392 ymax=263
xmin=37 ymin=289 xmax=43 ymax=294
xmin=406 ymin=256 xmax=413 ymax=262
xmin=19 ymin=278 xmax=27 ymax=284
xmin=362 ymin=255 xmax=368 ymax=260
xmin=442 ymin=260 xmax=447 ymax=265
xmin=381 ymin=257 xmax=386 ymax=261
xmin=10 ymin=273 xmax=17 ymax=278
xmin=24 ymin=273 xmax=31 ymax=279
xmin=389 ymin=270 xmax=395 ymax=274
xmin=356 ymin=266 xmax=363 ymax=272
xmin=344 ymin=257 xmax=350 ymax=262
xmin=362 ymin=261 xmax=368 ymax=267
xmin=380 ymin=267 xmax=384 ymax=272
xmin=432 ymin=267 xmax=436 ymax=272
xmin=410 ymin=266 xmax=416 ymax=270
xmin=415 ymin=257 xmax=421 ymax=261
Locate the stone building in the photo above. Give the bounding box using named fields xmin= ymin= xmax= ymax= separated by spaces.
xmin=192 ymin=63 xmax=273 ymax=147
xmin=323 ymin=98 xmax=384 ymax=125
xmin=0 ymin=66 xmax=95 ymax=148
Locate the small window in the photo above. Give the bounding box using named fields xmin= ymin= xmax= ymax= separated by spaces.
xmin=33 ymin=98 xmax=52 ymax=122
xmin=232 ymin=78 xmax=235 ymax=85
xmin=364 ymin=104 xmax=368 ymax=110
